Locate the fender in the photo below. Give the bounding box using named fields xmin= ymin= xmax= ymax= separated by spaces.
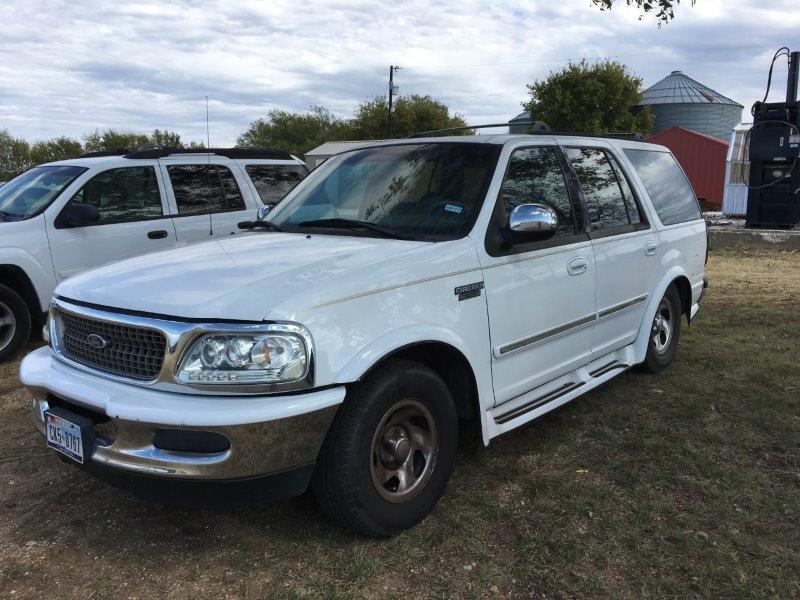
xmin=632 ymin=265 xmax=690 ymax=363
xmin=0 ymin=247 xmax=56 ymax=312
xmin=333 ymin=324 xmax=496 ymax=446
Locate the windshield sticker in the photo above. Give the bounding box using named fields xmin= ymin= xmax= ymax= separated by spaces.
xmin=444 ymin=203 xmax=464 ymax=214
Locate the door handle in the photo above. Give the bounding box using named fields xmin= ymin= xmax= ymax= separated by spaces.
xmin=567 ymin=257 xmax=588 ymax=276
xmin=147 ymin=230 xmax=168 ymax=240
xmin=644 ymin=241 xmax=658 ymax=256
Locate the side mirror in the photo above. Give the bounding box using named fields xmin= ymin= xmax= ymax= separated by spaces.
xmin=508 ymin=203 xmax=558 ymax=241
xmin=57 ymin=202 xmax=100 ymax=228
xmin=256 ymin=204 xmax=272 ymax=221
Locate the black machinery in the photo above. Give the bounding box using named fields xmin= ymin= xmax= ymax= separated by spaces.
xmin=745 ymin=48 xmax=800 ymax=229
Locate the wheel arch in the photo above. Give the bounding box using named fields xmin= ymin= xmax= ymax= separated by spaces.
xmin=633 ymin=267 xmax=693 ymax=363
xmin=0 ymin=264 xmax=43 ymax=329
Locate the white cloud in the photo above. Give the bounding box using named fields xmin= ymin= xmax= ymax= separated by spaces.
xmin=0 ymin=0 xmax=797 ymax=146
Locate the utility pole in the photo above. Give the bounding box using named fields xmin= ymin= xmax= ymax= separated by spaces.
xmin=388 ymin=65 xmax=399 ymax=138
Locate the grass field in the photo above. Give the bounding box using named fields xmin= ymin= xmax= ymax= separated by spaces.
xmin=1 ymin=248 xmax=798 ymax=599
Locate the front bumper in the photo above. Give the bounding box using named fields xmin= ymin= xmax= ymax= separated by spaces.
xmin=21 ymin=347 xmax=343 ymax=490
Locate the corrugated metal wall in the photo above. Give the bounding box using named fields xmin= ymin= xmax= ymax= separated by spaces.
xmin=651 ymin=103 xmax=742 ymax=141
xmin=648 ymin=126 xmax=729 ymax=207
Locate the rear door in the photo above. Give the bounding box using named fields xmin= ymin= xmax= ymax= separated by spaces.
xmin=479 ymin=143 xmax=596 ymax=405
xmin=562 ymin=145 xmax=661 ymax=356
xmin=46 ymin=164 xmax=177 ymax=281
xmin=159 ymin=157 xmax=258 ymax=245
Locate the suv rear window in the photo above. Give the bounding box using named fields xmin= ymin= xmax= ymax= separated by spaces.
xmin=245 ymin=165 xmax=307 ymax=204
xmin=167 ymin=164 xmax=246 ymax=215
xmin=623 ymin=149 xmax=701 ymax=225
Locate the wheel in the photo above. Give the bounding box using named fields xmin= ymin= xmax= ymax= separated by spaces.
xmin=0 ymin=284 xmax=32 ymax=362
xmin=312 ymin=359 xmax=458 ymax=537
xmin=640 ymin=284 xmax=682 ymax=374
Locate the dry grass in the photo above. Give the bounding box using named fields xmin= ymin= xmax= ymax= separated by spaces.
xmin=0 ymin=248 xmax=798 ymax=599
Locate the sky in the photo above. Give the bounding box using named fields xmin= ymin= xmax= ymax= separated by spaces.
xmin=1 ymin=0 xmax=798 ymax=147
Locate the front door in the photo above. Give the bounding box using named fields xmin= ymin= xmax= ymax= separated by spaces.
xmin=47 ymin=165 xmax=177 ymax=281
xmin=562 ymin=146 xmax=661 ymax=356
xmin=479 ymin=144 xmax=596 ymax=406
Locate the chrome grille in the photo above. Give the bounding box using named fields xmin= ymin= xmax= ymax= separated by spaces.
xmin=58 ymin=312 xmax=166 ymax=380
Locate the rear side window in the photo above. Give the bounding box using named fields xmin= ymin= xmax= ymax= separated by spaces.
xmin=498 ymin=147 xmax=576 ymax=237
xmin=245 ymin=165 xmax=307 ymax=204
xmin=167 ymin=164 xmax=246 ymax=216
xmin=623 ymin=149 xmax=700 ymax=225
xmin=565 ymin=148 xmax=630 ymax=231
xmin=68 ymin=166 xmax=163 ymax=225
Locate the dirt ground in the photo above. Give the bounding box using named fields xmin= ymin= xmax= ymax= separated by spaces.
xmin=1 ymin=247 xmax=798 ymax=599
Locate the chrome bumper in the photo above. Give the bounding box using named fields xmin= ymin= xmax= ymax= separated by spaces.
xmin=31 ymin=394 xmax=337 ymax=480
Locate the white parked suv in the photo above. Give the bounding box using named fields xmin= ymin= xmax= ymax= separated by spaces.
xmin=20 ymin=134 xmax=707 ymax=537
xmin=0 ymin=147 xmax=308 ymax=361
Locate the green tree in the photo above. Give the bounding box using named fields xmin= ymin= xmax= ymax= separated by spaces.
xmin=82 ymin=128 xmax=193 ymax=153
xmin=591 ymin=0 xmax=694 ymax=23
xmin=28 ymin=136 xmax=83 ymax=166
xmin=523 ymin=60 xmax=654 ymax=136
xmin=237 ymin=106 xmax=352 ymax=156
xmin=349 ymin=94 xmax=469 ymax=140
xmin=0 ymin=129 xmax=32 ymax=181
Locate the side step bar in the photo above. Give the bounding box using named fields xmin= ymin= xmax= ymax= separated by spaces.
xmin=588 ymin=361 xmax=629 ymax=378
xmin=494 ymin=381 xmax=585 ymax=425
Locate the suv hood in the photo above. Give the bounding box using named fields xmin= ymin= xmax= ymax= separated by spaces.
xmin=55 ymin=233 xmax=428 ymax=321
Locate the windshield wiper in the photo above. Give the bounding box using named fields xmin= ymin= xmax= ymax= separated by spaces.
xmin=296 ymin=218 xmax=410 ymax=240
xmin=238 ymin=219 xmax=283 ymax=232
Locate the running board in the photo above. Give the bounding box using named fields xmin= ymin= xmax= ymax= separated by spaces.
xmin=589 ymin=361 xmax=629 ymax=378
xmin=494 ymin=381 xmax=586 ymax=425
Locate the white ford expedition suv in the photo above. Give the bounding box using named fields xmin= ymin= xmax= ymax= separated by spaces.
xmin=0 ymin=147 xmax=308 ymax=361
xmin=20 ymin=134 xmax=707 ymax=537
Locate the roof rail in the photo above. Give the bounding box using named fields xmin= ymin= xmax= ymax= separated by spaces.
xmin=409 ymin=121 xmax=551 ymax=138
xmin=124 ymin=147 xmax=293 ymax=160
xmin=78 ymin=149 xmax=130 ymax=158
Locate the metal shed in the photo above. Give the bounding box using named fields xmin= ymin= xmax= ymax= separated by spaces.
xmin=636 ymin=71 xmax=743 ymax=141
xmin=722 ymin=127 xmax=751 ymax=217
xmin=647 ymin=125 xmax=729 ymax=208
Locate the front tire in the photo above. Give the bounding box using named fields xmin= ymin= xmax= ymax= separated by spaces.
xmin=312 ymin=359 xmax=458 ymax=537
xmin=0 ymin=284 xmax=31 ymax=363
xmin=641 ymin=284 xmax=682 ymax=374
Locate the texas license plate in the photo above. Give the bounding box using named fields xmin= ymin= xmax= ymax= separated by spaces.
xmin=46 ymin=412 xmax=85 ymax=463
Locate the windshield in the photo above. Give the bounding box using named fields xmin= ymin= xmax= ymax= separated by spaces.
xmin=267 ymin=143 xmax=501 ymax=240
xmin=0 ymin=165 xmax=86 ymax=221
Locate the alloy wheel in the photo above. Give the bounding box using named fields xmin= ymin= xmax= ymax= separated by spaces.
xmin=0 ymin=300 xmax=16 ymax=353
xmin=651 ymin=297 xmax=673 ymax=355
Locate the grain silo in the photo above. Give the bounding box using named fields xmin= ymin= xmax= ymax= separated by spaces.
xmin=636 ymin=71 xmax=743 ymax=141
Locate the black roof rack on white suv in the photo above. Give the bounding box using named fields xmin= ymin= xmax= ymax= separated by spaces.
xmin=409 ymin=121 xmax=645 ymax=142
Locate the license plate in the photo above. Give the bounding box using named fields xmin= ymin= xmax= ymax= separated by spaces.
xmin=46 ymin=413 xmax=85 ymax=463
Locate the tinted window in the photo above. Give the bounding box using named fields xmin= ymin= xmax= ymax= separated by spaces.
xmin=167 ymin=164 xmax=246 ymax=215
xmin=624 ymin=149 xmax=700 ymax=225
xmin=498 ymin=147 xmax=575 ymax=236
xmin=607 ymin=154 xmax=642 ymax=225
xmin=245 ymin=165 xmax=307 ymax=204
xmin=69 ymin=167 xmax=163 ymax=225
xmin=0 ymin=166 xmax=85 ymax=221
xmin=565 ymin=148 xmax=630 ymax=230
xmin=268 ymin=143 xmax=501 ymax=240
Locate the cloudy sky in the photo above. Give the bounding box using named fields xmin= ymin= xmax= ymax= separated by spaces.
xmin=1 ymin=0 xmax=798 ymax=146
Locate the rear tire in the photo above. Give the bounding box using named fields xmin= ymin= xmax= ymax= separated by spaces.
xmin=312 ymin=359 xmax=458 ymax=537
xmin=0 ymin=284 xmax=31 ymax=363
xmin=640 ymin=284 xmax=682 ymax=374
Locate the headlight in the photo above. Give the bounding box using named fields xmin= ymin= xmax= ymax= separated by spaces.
xmin=177 ymin=329 xmax=310 ymax=385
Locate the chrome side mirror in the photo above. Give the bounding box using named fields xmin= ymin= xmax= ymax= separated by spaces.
xmin=256 ymin=205 xmax=270 ymax=221
xmin=508 ymin=203 xmax=558 ymax=239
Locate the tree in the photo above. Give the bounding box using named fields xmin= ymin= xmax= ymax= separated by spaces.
xmin=591 ymin=0 xmax=694 ymax=23
xmin=0 ymin=129 xmax=33 ymax=181
xmin=523 ymin=60 xmax=654 ymax=136
xmin=82 ymin=128 xmax=192 ymax=153
xmin=28 ymin=137 xmax=83 ymax=166
xmin=237 ymin=106 xmax=352 ymax=156
xmin=349 ymin=94 xmax=469 ymax=140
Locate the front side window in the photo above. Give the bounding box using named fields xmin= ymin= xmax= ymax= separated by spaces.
xmin=0 ymin=165 xmax=85 ymax=221
xmin=624 ymin=149 xmax=701 ymax=226
xmin=245 ymin=165 xmax=307 ymax=204
xmin=268 ymin=143 xmax=501 ymax=240
xmin=497 ymin=147 xmax=576 ymax=237
xmin=167 ymin=164 xmax=246 ymax=216
xmin=565 ymin=147 xmax=630 ymax=231
xmin=67 ymin=166 xmax=163 ymax=225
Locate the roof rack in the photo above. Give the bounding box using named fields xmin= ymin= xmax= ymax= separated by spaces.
xmin=409 ymin=121 xmax=645 ymax=142
xmin=79 ymin=147 xmax=293 ymax=160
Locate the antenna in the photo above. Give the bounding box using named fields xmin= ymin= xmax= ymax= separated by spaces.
xmin=206 ymin=95 xmax=213 ymax=236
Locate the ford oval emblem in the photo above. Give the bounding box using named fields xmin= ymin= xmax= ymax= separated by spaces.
xmin=86 ymin=333 xmax=109 ymax=349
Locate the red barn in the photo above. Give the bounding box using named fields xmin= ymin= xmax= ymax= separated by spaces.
xmin=647 ymin=125 xmax=729 ymax=209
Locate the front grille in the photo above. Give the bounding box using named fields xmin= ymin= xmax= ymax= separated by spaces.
xmin=58 ymin=312 xmax=166 ymax=380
